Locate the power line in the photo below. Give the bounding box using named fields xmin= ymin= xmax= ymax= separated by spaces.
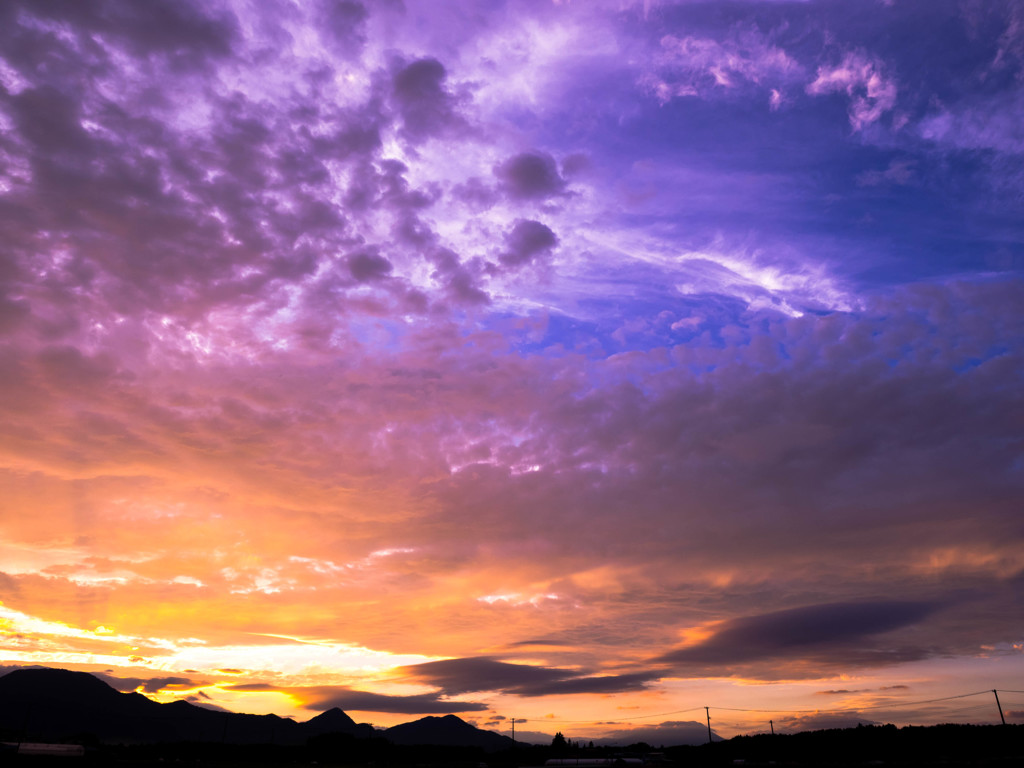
xmin=710 ymin=689 xmax=995 ymax=714
xmin=529 ymin=689 xmax=1018 ymax=725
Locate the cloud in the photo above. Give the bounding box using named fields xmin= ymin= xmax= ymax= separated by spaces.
xmin=806 ymin=51 xmax=898 ymax=131
xmin=96 ymin=673 xmax=205 ymax=693
xmin=318 ymin=1 xmax=369 ymax=57
xmin=392 ymin=58 xmax=464 ymax=142
xmin=501 ymin=220 xmax=559 ymax=268
xmin=919 ymin=92 xmax=1024 ymax=154
xmin=3 ymin=0 xmax=238 ymax=74
xmin=513 ymin=672 xmax=657 ymax=697
xmin=292 ymin=686 xmax=489 ymax=714
xmin=397 ymin=657 xmax=571 ymax=695
xmin=646 ymin=27 xmax=801 ymax=104
xmin=494 ymin=152 xmax=567 ymax=200
xmin=398 ymin=657 xmax=658 ymax=697
xmin=660 ymin=601 xmax=939 ymax=671
xmin=347 ymin=250 xmax=394 ymax=282
xmin=223 ymin=679 xmax=490 ymax=714
xmin=856 ymin=159 xmax=915 ymax=187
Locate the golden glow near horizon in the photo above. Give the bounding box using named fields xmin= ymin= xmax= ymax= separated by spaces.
xmin=4 ymin=591 xmax=1023 ymax=737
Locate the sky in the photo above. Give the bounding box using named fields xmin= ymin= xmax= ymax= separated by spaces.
xmin=1 ymin=0 xmax=1023 ymax=744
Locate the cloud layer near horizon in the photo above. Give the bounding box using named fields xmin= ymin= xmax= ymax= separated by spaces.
xmin=1 ymin=0 xmax=1023 ymax=735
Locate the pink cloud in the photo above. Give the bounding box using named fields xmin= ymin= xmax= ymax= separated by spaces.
xmin=806 ymin=51 xmax=898 ymax=131
xmin=646 ymin=28 xmax=802 ymax=104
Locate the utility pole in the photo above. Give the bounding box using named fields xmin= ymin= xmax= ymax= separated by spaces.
xmin=511 ymin=717 xmax=515 ymax=746
xmin=705 ymin=707 xmax=713 ymax=743
xmin=770 ymin=720 xmax=774 ymax=736
xmin=993 ymin=690 xmax=1006 ymax=725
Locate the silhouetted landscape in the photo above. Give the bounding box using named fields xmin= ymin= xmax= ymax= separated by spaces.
xmin=1 ymin=669 xmax=1020 ymax=767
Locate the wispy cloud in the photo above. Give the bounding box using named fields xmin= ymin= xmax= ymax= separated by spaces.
xmin=806 ymin=51 xmax=898 ymax=131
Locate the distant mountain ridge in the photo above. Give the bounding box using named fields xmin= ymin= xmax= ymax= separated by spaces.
xmin=0 ymin=668 xmax=521 ymax=749
xmin=385 ymin=714 xmax=516 ymax=752
xmin=303 ymin=706 xmax=365 ymax=736
xmin=0 ymin=668 xmax=373 ymax=745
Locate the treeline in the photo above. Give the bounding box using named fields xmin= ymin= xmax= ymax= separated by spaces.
xmin=11 ymin=723 xmax=1022 ymax=768
xmin=665 ymin=723 xmax=1024 ymax=767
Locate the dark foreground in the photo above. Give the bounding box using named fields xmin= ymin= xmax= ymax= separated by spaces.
xmin=2 ymin=724 xmax=1022 ymax=768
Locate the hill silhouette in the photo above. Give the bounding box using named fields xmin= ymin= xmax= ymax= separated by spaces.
xmin=0 ymin=668 xmax=373 ymax=745
xmin=4 ymin=667 xmax=1022 ymax=767
xmin=302 ymin=706 xmax=369 ymax=737
xmin=385 ymin=714 xmax=516 ymax=751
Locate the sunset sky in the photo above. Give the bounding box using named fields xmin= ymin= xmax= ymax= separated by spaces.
xmin=1 ymin=0 xmax=1023 ymax=743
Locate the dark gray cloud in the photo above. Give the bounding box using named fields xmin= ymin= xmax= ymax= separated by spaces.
xmin=513 ymin=671 xmax=658 ymax=697
xmin=659 ymin=601 xmax=939 ymax=668
xmin=301 ymin=687 xmax=487 ymax=714
xmin=348 ymin=250 xmax=393 ymax=282
xmin=399 ymin=657 xmax=570 ymax=695
xmin=223 ymin=681 xmax=487 ymax=714
xmin=96 ymin=673 xmax=204 ymax=693
xmin=222 ymin=681 xmax=488 ymax=714
xmin=10 ymin=86 xmax=93 ymax=156
xmin=508 ymin=639 xmax=573 ymax=648
xmin=398 ymin=657 xmax=657 ymax=697
xmin=816 ymin=685 xmax=910 ymax=695
xmin=501 ymin=219 xmax=558 ymax=268
xmin=318 ymin=0 xmax=368 ymax=56
xmin=392 ymin=58 xmax=463 ymax=142
xmin=1 ymin=0 xmax=238 ymax=74
xmin=452 ymin=177 xmax=499 ymax=210
xmin=495 ymin=152 xmax=566 ymax=199
xmin=429 ymin=248 xmax=491 ymax=306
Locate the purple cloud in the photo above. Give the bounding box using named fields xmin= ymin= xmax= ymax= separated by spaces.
xmin=495 ymin=152 xmax=567 ymax=200
xmin=399 ymin=657 xmax=658 ymax=697
xmin=392 ymin=58 xmax=464 ymax=142
xmin=659 ymin=601 xmax=938 ymax=668
xmin=348 ymin=250 xmax=393 ymax=282
xmin=501 ymin=219 xmax=558 ymax=268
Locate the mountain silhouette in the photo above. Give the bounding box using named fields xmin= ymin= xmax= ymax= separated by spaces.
xmin=384 ymin=714 xmax=516 ymax=752
xmin=302 ymin=707 xmax=375 ymax=738
xmin=0 ymin=668 xmax=371 ymax=745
